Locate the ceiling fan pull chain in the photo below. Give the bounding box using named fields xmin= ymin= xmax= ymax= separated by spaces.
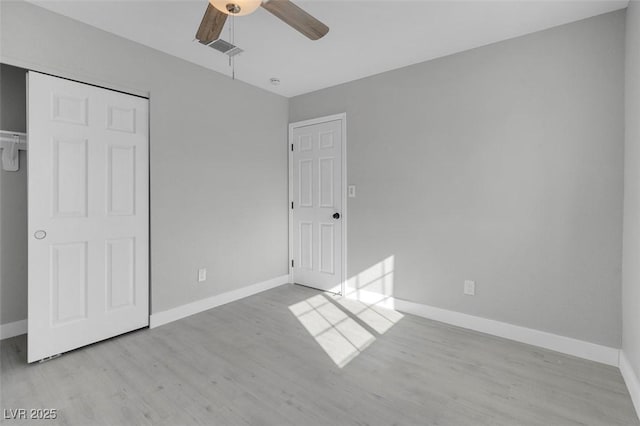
xmin=228 ymin=15 xmax=232 ymax=68
xmin=230 ymin=15 xmax=236 ymax=80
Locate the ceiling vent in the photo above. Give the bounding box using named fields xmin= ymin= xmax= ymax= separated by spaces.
xmin=206 ymin=39 xmax=243 ymax=57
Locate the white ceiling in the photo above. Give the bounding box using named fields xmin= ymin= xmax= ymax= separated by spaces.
xmin=29 ymin=0 xmax=628 ymax=97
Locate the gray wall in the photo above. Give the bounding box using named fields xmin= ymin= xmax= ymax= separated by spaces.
xmin=0 ymin=0 xmax=627 ymax=350
xmin=0 ymin=0 xmax=289 ymax=321
xmin=290 ymin=11 xmax=625 ymax=347
xmin=0 ymin=64 xmax=27 ymax=324
xmin=623 ymin=0 xmax=640 ymax=376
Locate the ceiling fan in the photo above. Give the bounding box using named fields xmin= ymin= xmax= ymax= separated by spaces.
xmin=195 ymin=0 xmax=329 ymax=44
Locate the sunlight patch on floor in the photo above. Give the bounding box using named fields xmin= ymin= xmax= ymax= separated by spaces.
xmin=334 ymin=297 xmax=404 ymax=335
xmin=289 ymin=255 xmax=404 ymax=368
xmin=289 ymin=294 xmax=375 ymax=368
xmin=344 ymin=255 xmax=396 ymax=309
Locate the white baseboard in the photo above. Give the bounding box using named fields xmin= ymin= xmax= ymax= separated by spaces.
xmin=150 ymin=275 xmax=290 ymax=328
xmin=0 ymin=319 xmax=27 ymax=340
xmin=392 ymin=298 xmax=620 ymax=367
xmin=620 ymin=351 xmax=640 ymax=418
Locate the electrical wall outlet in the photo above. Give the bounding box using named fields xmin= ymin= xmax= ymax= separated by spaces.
xmin=198 ymin=268 xmax=207 ymax=282
xmin=464 ymin=280 xmax=475 ymax=296
xmin=348 ymin=185 xmax=356 ymax=198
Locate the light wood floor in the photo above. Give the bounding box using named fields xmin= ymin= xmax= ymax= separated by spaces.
xmin=1 ymin=284 xmax=638 ymax=425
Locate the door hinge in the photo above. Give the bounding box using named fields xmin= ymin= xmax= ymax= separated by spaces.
xmin=291 ymin=259 xmax=294 ymax=268
xmin=291 ymin=144 xmax=294 ymax=151
xmin=291 ymin=202 xmax=294 ymax=209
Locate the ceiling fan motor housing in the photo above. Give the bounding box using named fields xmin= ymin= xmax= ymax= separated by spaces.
xmin=209 ymin=0 xmax=261 ymax=16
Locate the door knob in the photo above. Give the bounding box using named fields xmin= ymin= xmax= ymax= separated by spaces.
xmin=333 ymin=213 xmax=340 ymax=219
xmin=34 ymin=230 xmax=47 ymax=240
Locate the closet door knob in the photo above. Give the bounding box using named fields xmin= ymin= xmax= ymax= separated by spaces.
xmin=333 ymin=213 xmax=340 ymax=219
xmin=34 ymin=230 xmax=47 ymax=240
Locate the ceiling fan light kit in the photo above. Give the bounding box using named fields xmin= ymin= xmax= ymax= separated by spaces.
xmin=210 ymin=0 xmax=262 ymax=16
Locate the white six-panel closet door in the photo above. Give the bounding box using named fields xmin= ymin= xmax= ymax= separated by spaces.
xmin=27 ymin=72 xmax=149 ymax=362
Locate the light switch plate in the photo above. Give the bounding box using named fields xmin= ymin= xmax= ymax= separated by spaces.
xmin=348 ymin=185 xmax=356 ymax=198
xmin=464 ymin=280 xmax=475 ymax=296
xmin=198 ymin=268 xmax=207 ymax=282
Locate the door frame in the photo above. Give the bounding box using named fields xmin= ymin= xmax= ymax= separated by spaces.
xmin=288 ymin=113 xmax=347 ymax=295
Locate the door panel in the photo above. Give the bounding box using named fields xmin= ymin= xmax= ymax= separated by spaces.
xmin=299 ymin=222 xmax=313 ymax=270
xmin=52 ymin=138 xmax=88 ymax=217
xmin=106 ymin=238 xmax=136 ymax=310
xmin=28 ymin=72 xmax=149 ymax=362
xmin=319 ymin=157 xmax=334 ymax=207
xmin=291 ymin=119 xmax=343 ymax=292
xmin=51 ymin=242 xmax=88 ymax=325
xmin=299 ymin=159 xmax=313 ymax=207
xmin=106 ymin=106 xmax=136 ymax=133
xmin=107 ymin=145 xmax=136 ymax=216
xmin=51 ymin=93 xmax=88 ymax=125
xmin=319 ymin=223 xmax=334 ymax=274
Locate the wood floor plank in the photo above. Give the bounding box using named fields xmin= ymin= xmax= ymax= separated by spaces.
xmin=1 ymin=284 xmax=637 ymax=425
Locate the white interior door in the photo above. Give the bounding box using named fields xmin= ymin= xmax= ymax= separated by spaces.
xmin=28 ymin=72 xmax=149 ymax=363
xmin=291 ymin=117 xmax=344 ymax=293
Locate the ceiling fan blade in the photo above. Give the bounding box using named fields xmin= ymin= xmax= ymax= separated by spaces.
xmin=195 ymin=4 xmax=228 ymax=44
xmin=261 ymin=0 xmax=329 ymax=40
